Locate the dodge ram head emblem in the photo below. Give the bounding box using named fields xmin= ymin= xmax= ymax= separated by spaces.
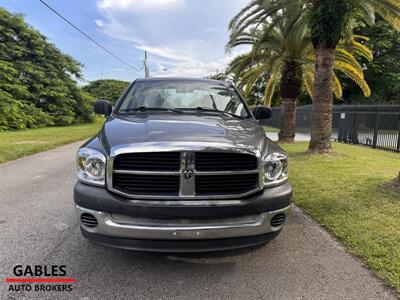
xmin=183 ymin=170 xmax=193 ymax=179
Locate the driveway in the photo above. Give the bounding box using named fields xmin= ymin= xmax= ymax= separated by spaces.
xmin=0 ymin=142 xmax=397 ymax=299
xmin=265 ymin=132 xmax=310 ymax=141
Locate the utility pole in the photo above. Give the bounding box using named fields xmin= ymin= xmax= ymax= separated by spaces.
xmin=143 ymin=50 xmax=149 ymax=78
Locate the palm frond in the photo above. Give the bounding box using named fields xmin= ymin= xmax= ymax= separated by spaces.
xmin=303 ymin=65 xmax=315 ymax=99
xmin=240 ymin=66 xmax=267 ymax=93
xmin=356 ymin=2 xmax=376 ymax=26
xmin=350 ymin=41 xmax=373 ymax=61
xmin=367 ymin=0 xmax=400 ymax=30
xmin=334 ymin=61 xmax=371 ymax=97
xmin=334 ymin=48 xmax=363 ymax=72
xmin=264 ymin=73 xmax=278 ymax=106
xmin=353 ymin=35 xmax=370 ymax=41
xmin=227 ymin=0 xmax=308 ymax=51
xmin=332 ymin=72 xmax=343 ymax=99
xmin=228 ymin=0 xmax=258 ymax=30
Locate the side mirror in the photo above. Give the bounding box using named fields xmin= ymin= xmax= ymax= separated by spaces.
xmin=94 ymin=100 xmax=112 ymax=116
xmin=253 ymin=105 xmax=272 ymax=120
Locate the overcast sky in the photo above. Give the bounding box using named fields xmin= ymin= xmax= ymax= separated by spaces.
xmin=2 ymin=0 xmax=249 ymax=83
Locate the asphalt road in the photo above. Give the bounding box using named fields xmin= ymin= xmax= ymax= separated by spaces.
xmin=0 ymin=141 xmax=398 ymax=300
xmin=265 ymin=132 xmax=310 ymax=142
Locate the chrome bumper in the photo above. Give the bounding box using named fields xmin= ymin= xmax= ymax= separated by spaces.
xmin=75 ymin=204 xmax=292 ymax=240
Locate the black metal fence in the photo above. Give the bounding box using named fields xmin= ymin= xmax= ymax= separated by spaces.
xmin=264 ymin=105 xmax=400 ymax=152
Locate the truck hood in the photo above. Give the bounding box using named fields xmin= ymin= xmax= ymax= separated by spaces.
xmin=98 ymin=114 xmax=277 ymax=155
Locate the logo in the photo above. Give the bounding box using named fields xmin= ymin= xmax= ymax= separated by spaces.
xmin=5 ymin=264 xmax=77 ymax=293
xmin=183 ymin=170 xmax=193 ymax=179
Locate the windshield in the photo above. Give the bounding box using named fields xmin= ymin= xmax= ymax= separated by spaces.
xmin=117 ymin=80 xmax=250 ymax=118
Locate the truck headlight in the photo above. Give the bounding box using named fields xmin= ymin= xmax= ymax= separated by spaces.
xmin=264 ymin=153 xmax=288 ymax=185
xmin=76 ymin=147 xmax=106 ymax=186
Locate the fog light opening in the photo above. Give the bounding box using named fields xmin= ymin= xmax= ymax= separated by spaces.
xmin=80 ymin=213 xmax=98 ymax=228
xmin=270 ymin=213 xmax=286 ymax=227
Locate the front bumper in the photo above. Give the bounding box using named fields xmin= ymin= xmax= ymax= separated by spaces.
xmin=76 ymin=204 xmax=292 ymax=241
xmin=80 ymin=229 xmax=281 ymax=252
xmin=74 ymin=182 xmax=292 ymax=252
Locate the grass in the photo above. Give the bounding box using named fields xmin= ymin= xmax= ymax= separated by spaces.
xmin=282 ymin=142 xmax=400 ymax=292
xmin=0 ymin=118 xmax=104 ymax=164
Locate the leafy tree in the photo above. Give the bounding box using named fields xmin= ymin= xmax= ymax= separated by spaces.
xmin=82 ymin=79 xmax=130 ymax=105
xmin=227 ymin=3 xmax=371 ymax=143
xmin=0 ymin=8 xmax=94 ymax=130
xmin=343 ymin=19 xmax=400 ymax=105
xmin=229 ymin=0 xmax=400 ymax=153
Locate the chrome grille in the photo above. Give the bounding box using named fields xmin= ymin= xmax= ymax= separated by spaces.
xmin=113 ymin=173 xmax=180 ymax=195
xmin=195 ymin=173 xmax=259 ymax=195
xmin=111 ymin=151 xmax=260 ymax=199
xmin=114 ymin=152 xmax=180 ymax=171
xmin=195 ymin=152 xmax=257 ymax=171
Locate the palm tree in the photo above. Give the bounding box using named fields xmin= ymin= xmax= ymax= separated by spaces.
xmin=308 ymin=0 xmax=400 ymax=152
xmin=227 ymin=9 xmax=371 ymax=143
xmin=229 ymin=0 xmax=400 ymax=152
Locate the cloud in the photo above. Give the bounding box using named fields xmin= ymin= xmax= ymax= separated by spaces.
xmin=97 ymin=0 xmax=186 ymax=11
xmin=94 ymin=19 xmax=105 ymax=28
xmin=95 ymin=0 xmax=192 ymax=61
xmin=95 ymin=0 xmax=249 ymax=77
xmin=154 ymin=47 xmax=250 ymax=78
xmin=134 ymin=41 xmax=194 ymax=61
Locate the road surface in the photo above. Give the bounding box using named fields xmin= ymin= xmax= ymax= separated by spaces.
xmin=0 ymin=142 xmax=397 ymax=299
xmin=265 ymin=132 xmax=310 ymax=142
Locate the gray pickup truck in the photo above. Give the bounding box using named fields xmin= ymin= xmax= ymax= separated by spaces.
xmin=74 ymin=77 xmax=292 ymax=252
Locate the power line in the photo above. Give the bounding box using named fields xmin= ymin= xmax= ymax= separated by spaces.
xmin=85 ymin=68 xmax=131 ymax=79
xmin=39 ymin=0 xmax=141 ymax=74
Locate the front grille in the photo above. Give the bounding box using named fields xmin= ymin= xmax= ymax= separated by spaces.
xmin=114 ymin=152 xmax=180 ymax=171
xmin=113 ymin=173 xmax=180 ymax=195
xmin=195 ymin=152 xmax=257 ymax=171
xmin=195 ymin=173 xmax=259 ymax=196
xmin=111 ymin=151 xmax=260 ymax=198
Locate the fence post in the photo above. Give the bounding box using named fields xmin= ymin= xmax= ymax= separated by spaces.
xmin=372 ymin=111 xmax=379 ymax=149
xmin=397 ymin=116 xmax=400 ymax=152
xmin=338 ymin=112 xmax=345 ymax=142
xmin=351 ymin=111 xmax=359 ymax=144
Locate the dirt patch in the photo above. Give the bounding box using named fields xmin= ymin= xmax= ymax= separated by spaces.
xmin=383 ymin=172 xmax=400 ymax=194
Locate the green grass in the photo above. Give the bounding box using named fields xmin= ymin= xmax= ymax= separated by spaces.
xmin=0 ymin=118 xmax=104 ymax=164
xmin=283 ymin=142 xmax=400 ymax=291
xmin=263 ymin=126 xmax=280 ymax=132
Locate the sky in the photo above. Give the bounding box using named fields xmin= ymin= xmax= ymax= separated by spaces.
xmin=1 ymin=0 xmax=250 ymax=83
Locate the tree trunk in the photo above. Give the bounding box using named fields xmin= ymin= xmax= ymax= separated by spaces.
xmin=308 ymin=44 xmax=335 ymax=153
xmin=278 ymin=98 xmax=297 ymax=143
xmin=278 ymin=61 xmax=302 ymax=144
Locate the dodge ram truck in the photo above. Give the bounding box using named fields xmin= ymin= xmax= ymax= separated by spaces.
xmin=74 ymin=77 xmax=292 ymax=252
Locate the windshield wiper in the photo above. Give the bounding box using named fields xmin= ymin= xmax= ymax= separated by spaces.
xmin=119 ymin=106 xmax=183 ymax=114
xmin=193 ymin=106 xmax=245 ymax=119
